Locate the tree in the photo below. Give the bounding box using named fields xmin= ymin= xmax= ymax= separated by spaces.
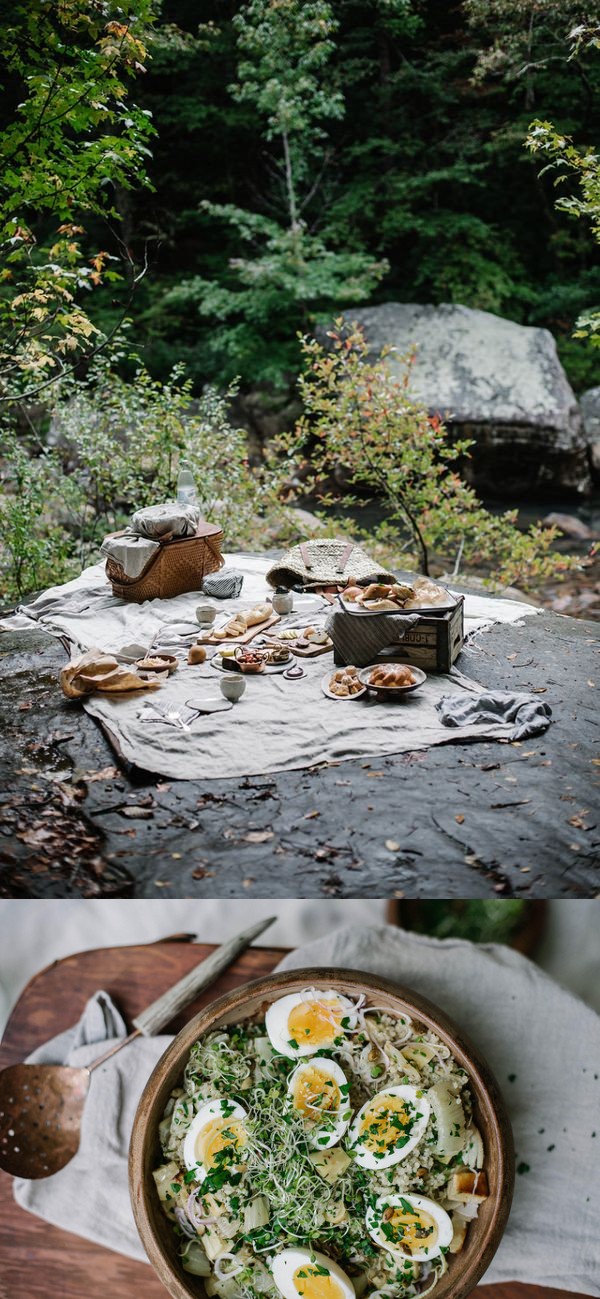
xmin=526 ymin=22 xmax=600 ymax=348
xmin=0 ymin=0 xmax=156 ymax=400
xmin=276 ymin=323 xmax=578 ymax=589
xmin=152 ymin=0 xmax=386 ymax=388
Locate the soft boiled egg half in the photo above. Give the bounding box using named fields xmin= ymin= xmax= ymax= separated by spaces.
xmin=366 ymin=1193 xmax=453 ymax=1262
xmin=287 ymin=1057 xmax=352 ymax=1148
xmin=265 ymin=989 xmax=357 ymax=1059
xmin=347 ymin=1085 xmax=430 ymax=1169
xmin=182 ymin=1097 xmax=247 ymax=1181
xmin=271 ymin=1248 xmax=355 ymax=1299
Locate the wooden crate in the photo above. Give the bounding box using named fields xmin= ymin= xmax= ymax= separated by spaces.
xmin=386 ymin=597 xmax=464 ymax=672
xmin=333 ymin=597 xmax=464 ymax=673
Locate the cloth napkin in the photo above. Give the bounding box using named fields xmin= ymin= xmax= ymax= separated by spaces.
xmin=436 ymin=687 xmax=553 ymax=741
xmin=325 ymin=606 xmax=420 ymax=667
xmin=13 ymin=928 xmax=600 ymax=1296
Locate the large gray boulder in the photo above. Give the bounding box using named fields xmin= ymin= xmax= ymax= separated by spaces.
xmin=580 ymin=386 xmax=600 ymax=482
xmin=347 ymin=303 xmax=591 ymax=498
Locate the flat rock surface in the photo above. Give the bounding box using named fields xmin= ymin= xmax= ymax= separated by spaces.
xmin=0 ymin=611 xmax=598 ymax=899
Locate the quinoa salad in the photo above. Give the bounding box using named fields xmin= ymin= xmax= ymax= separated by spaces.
xmin=154 ymin=988 xmax=489 ymax=1299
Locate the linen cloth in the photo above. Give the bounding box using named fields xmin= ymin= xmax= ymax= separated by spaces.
xmin=325 ymin=605 xmax=420 ymax=667
xmin=101 ymin=503 xmax=200 ymax=579
xmin=436 ymin=687 xmax=552 ymax=741
xmin=0 ymin=553 xmax=542 ymax=781
xmin=13 ymin=927 xmax=600 ymax=1294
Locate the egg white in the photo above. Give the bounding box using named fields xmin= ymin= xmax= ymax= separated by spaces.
xmin=271 ymin=1248 xmax=355 ymax=1299
xmin=287 ymin=1057 xmax=352 ymax=1148
xmin=182 ymin=1097 xmax=247 ymax=1180
xmin=346 ymin=1085 xmax=430 ymax=1169
xmin=265 ymin=989 xmax=357 ymax=1059
xmin=366 ymin=1193 xmax=453 ymax=1262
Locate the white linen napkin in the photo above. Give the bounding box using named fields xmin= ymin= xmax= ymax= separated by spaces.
xmin=12 ymin=928 xmax=600 ymax=1294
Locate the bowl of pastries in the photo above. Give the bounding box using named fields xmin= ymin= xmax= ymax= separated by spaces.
xmin=322 ymin=666 xmax=366 ymax=699
xmin=340 ymin=576 xmax=453 ymax=613
xmin=358 ymin=662 xmax=426 ymax=698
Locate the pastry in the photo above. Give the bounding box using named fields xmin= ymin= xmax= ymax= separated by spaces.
xmin=361 ymin=582 xmax=392 ymax=601
xmin=361 ymin=597 xmax=401 ymax=612
xmin=328 ymin=666 xmax=363 ymax=697
xmin=369 ymin=664 xmax=416 ymax=688
xmin=341 ymin=585 xmax=363 ymax=603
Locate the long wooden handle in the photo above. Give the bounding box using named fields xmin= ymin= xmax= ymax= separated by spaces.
xmin=131 ymin=916 xmax=277 ymax=1036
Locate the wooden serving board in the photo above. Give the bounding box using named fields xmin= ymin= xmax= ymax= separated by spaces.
xmin=201 ymin=612 xmax=280 ymax=645
xmin=0 ymin=938 xmax=587 ymax=1299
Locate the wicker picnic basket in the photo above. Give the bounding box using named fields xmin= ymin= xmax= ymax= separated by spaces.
xmin=105 ymin=521 xmax=224 ymax=602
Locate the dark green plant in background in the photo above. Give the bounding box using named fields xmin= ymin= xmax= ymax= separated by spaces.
xmin=125 ymin=0 xmax=600 ymax=395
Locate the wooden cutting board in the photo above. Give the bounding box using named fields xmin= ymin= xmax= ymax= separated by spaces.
xmin=0 ymin=938 xmax=586 ymax=1299
xmin=201 ymin=613 xmax=280 ymax=645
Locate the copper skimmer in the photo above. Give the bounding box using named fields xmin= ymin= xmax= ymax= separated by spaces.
xmin=0 ymin=916 xmax=276 ymax=1180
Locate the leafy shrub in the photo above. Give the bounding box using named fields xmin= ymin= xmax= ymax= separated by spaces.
xmin=275 ymin=322 xmax=579 ymax=591
xmin=0 ymin=352 xmax=292 ymax=600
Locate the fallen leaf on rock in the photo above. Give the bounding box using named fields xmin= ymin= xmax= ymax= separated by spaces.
xmin=18 ymin=827 xmax=54 ymax=845
xmin=304 ymin=810 xmax=320 ymax=820
xmin=242 ymin=829 xmax=274 ymax=843
xmin=385 ymin=839 xmax=400 ymax=852
xmin=587 ymin=680 xmax=595 ymax=688
xmin=532 ymin=687 xmax=547 ymax=694
xmin=85 ymin=766 xmax=119 ymax=783
xmin=192 ymin=867 xmax=215 ymax=880
xmin=243 ymin=877 xmax=255 ymax=888
xmin=121 ymin=806 xmax=153 ymax=820
xmin=455 ymin=814 xmax=465 ymax=825
xmin=18 ymin=700 xmax=33 ymax=711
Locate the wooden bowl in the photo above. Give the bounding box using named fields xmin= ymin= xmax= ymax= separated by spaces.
xmin=129 ymin=969 xmax=514 ymax=1299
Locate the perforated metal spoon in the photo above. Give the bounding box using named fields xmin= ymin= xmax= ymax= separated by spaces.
xmin=0 ymin=916 xmax=275 ymax=1180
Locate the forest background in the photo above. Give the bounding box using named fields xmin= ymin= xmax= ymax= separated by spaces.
xmin=0 ymin=0 xmax=598 ymax=600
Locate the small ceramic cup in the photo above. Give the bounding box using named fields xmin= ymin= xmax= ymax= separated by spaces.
xmin=196 ymin=602 xmax=217 ymax=626
xmin=220 ymin=674 xmax=246 ymax=702
xmin=272 ymin=589 xmax=294 ymax=615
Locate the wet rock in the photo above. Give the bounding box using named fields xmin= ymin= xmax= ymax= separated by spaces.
xmin=346 ymin=303 xmax=591 ymax=498
xmin=580 ymin=386 xmax=600 ymax=482
xmin=541 ymin=512 xmax=595 ymax=541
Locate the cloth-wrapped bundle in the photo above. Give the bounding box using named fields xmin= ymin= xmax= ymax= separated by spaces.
xmin=60 ymin=648 xmax=159 ymax=699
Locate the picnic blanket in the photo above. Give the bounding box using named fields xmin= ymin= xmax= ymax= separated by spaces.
xmin=1 ymin=553 xmax=542 ymax=781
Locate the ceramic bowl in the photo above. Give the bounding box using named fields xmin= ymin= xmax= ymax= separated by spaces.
xmin=129 ymin=969 xmax=514 ymax=1299
xmin=219 ymin=674 xmax=246 ymax=701
xmin=196 ymin=604 xmax=217 ymax=626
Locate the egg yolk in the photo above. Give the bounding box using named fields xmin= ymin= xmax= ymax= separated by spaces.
xmin=293 ymin=1266 xmax=344 ymax=1299
xmin=196 ymin=1116 xmax=246 ymax=1170
xmin=287 ymin=998 xmax=345 ymax=1048
xmin=380 ymin=1205 xmax=438 ymax=1254
xmin=292 ymin=1067 xmax=341 ymax=1118
xmin=358 ymin=1093 xmax=417 ymax=1155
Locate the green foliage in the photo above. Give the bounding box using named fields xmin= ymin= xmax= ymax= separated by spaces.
xmin=115 ymin=0 xmax=600 ymax=396
xmin=0 ymin=0 xmax=155 ymax=396
xmin=0 ymin=347 xmax=293 ymax=599
xmin=0 ymin=440 xmax=74 ymax=600
xmin=276 ymin=323 xmax=579 ymax=590
xmin=139 ymin=0 xmax=386 ymax=388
